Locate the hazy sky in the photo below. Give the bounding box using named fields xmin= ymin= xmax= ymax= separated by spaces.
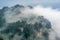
xmin=0 ymin=0 xmax=60 ymax=9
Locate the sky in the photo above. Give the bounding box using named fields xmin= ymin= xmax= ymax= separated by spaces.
xmin=0 ymin=0 xmax=60 ymax=9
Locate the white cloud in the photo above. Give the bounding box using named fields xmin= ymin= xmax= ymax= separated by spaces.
xmin=4 ymin=5 xmax=60 ymax=39
xmin=32 ymin=6 xmax=60 ymax=37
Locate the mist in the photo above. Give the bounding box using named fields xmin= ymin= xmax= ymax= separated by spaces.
xmin=0 ymin=5 xmax=60 ymax=40
xmin=5 ymin=5 xmax=60 ymax=36
xmin=32 ymin=5 xmax=60 ymax=37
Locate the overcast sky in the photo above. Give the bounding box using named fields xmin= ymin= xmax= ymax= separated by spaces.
xmin=0 ymin=0 xmax=60 ymax=9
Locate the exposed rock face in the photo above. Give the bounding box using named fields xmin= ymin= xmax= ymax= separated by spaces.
xmin=0 ymin=4 xmax=51 ymax=40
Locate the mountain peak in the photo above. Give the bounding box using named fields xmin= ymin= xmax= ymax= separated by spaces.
xmin=14 ymin=4 xmax=24 ymax=8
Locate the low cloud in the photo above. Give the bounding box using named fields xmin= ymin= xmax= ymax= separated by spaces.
xmin=1 ymin=5 xmax=60 ymax=40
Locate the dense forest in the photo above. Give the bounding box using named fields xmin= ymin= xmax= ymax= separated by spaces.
xmin=0 ymin=5 xmax=51 ymax=40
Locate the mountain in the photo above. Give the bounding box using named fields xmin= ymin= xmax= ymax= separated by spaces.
xmin=0 ymin=4 xmax=51 ymax=40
